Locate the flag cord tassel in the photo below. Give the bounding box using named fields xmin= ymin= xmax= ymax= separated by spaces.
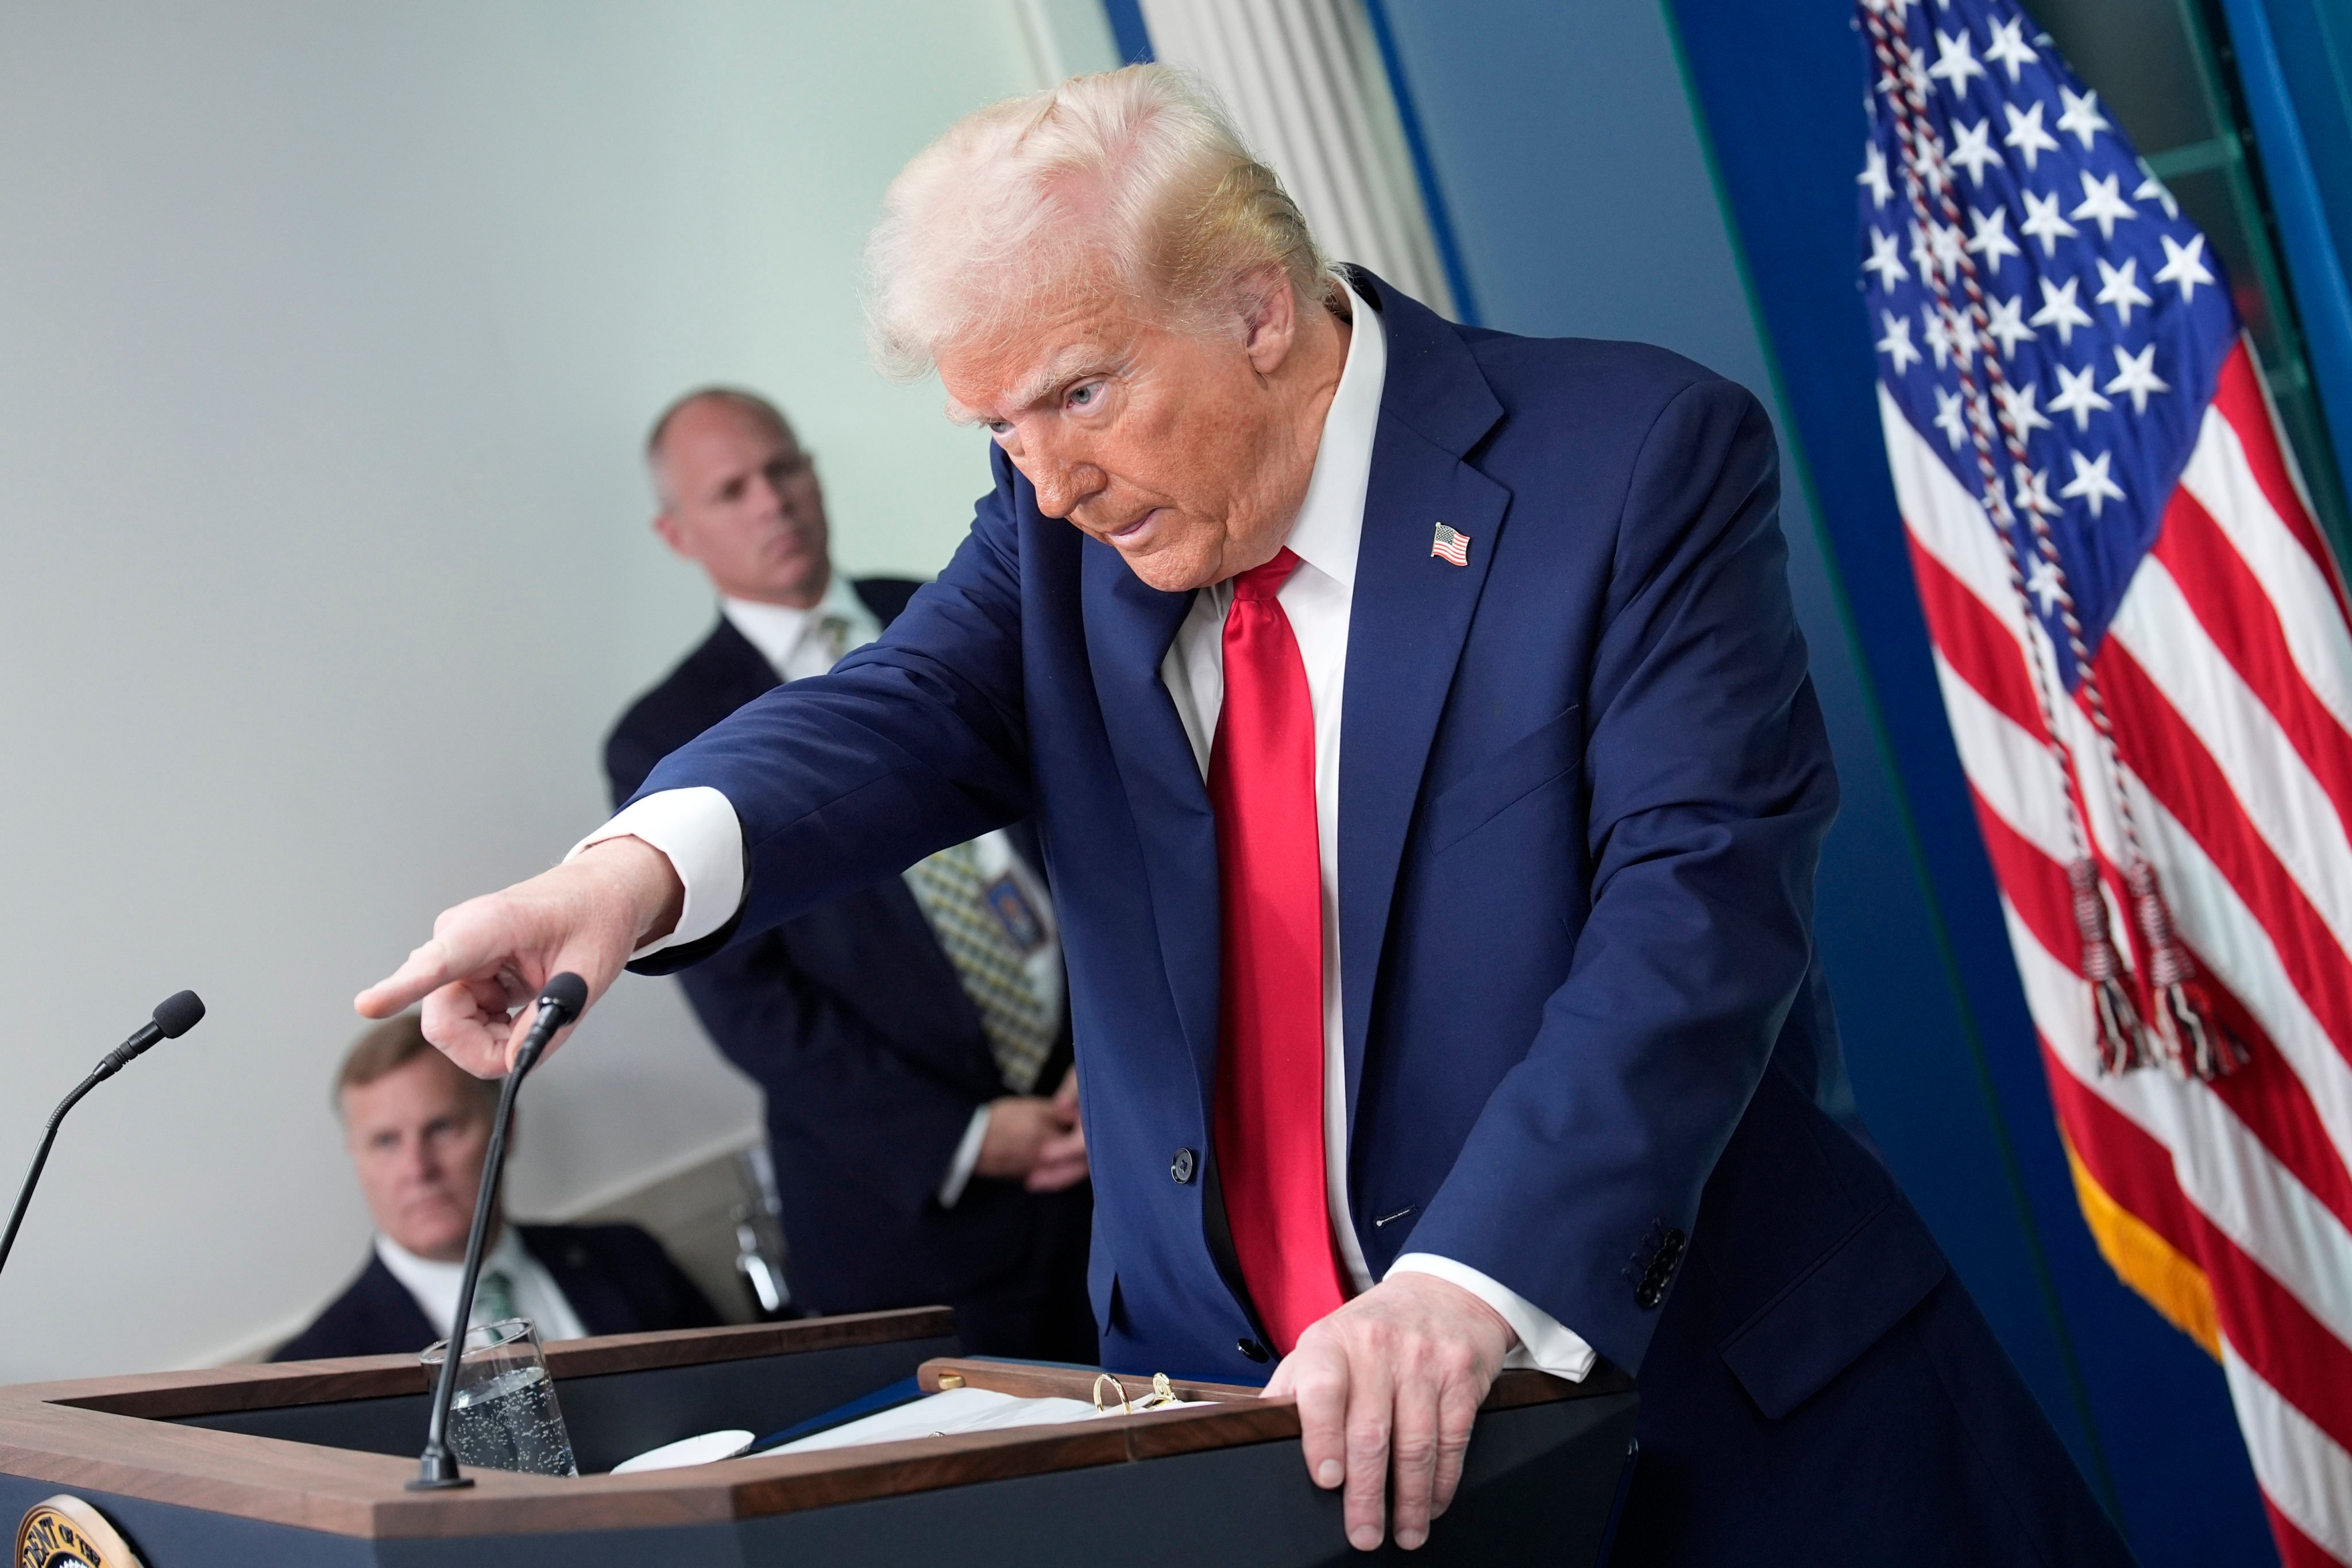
xmin=2127 ymin=863 xmax=2247 ymax=1080
xmin=2068 ymin=857 xmax=2149 ymax=1073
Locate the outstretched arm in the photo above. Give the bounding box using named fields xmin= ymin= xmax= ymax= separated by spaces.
xmin=358 ymin=451 xmax=1037 ymax=1073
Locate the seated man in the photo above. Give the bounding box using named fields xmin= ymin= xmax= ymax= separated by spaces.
xmin=274 ymin=1014 xmax=719 ymax=1361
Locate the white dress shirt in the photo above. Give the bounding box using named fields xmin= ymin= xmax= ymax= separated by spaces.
xmin=720 ymin=572 xmax=883 ymax=685
xmin=605 ymin=573 xmax=1063 ymax=1212
xmin=581 ymin=285 xmax=1592 ymax=1380
xmin=375 ymin=1225 xmax=589 ymax=1343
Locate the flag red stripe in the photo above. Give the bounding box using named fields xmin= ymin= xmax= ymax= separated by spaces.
xmin=2045 ymin=1051 xmax=2352 ymax=1458
xmin=2212 ymin=349 xmax=2346 ymax=612
xmin=1907 ymin=532 xmax=2048 ymax=737
xmin=2094 ymin=645 xmax=2352 ymax=1079
xmin=1968 ymin=764 xmax=2352 ymax=1237
xmin=2152 ymin=486 xmax=2352 ymax=830
xmin=2267 ymin=1497 xmax=2347 ymax=1568
xmin=1904 ymin=520 xmax=2352 ymax=1237
xmin=2039 ymin=1041 xmax=2200 ymax=1254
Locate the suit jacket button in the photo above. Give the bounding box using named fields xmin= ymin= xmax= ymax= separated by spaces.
xmin=1171 ymin=1148 xmax=1197 ymax=1185
xmin=1237 ymin=1338 xmax=1270 ymax=1363
xmin=1635 ymin=1282 xmax=1662 ymax=1311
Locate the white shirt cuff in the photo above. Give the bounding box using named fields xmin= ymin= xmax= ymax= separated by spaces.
xmin=1386 ymin=1253 xmax=1598 ymax=1382
xmin=568 ymin=786 xmax=746 ymax=957
xmin=937 ymin=1106 xmax=994 ymax=1208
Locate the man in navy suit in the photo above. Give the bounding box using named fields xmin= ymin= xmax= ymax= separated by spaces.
xmin=275 ymin=1014 xmax=718 ymax=1362
xmin=603 ymin=388 xmax=1094 ymax=1361
xmin=363 ymin=67 xmax=2130 ymax=1563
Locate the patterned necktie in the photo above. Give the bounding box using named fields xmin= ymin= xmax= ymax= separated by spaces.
xmin=907 ymin=840 xmax=1055 ymax=1094
xmin=473 ymin=1266 xmax=518 ymax=1328
xmin=813 ymin=612 xmax=852 ymax=669
xmin=1208 ymin=548 xmax=1348 ymax=1355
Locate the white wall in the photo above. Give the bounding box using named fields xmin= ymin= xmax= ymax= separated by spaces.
xmin=0 ymin=2 xmax=1083 ymax=1380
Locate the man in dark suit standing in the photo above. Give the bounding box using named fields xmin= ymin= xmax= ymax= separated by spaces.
xmin=275 ymin=1014 xmax=718 ymax=1361
xmin=602 ymin=388 xmax=1094 ymax=1362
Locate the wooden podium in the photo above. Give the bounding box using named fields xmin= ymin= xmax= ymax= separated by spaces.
xmin=1 ymin=1309 xmax=1637 ymax=1566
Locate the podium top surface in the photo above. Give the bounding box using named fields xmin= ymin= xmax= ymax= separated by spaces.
xmin=0 ymin=1310 xmax=1617 ymax=1543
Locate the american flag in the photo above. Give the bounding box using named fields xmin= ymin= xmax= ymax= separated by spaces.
xmin=1430 ymin=521 xmax=1470 ymax=566
xmin=1856 ymin=1 xmax=2352 ymax=1561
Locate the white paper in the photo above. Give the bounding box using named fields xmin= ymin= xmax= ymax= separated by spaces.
xmin=760 ymin=1386 xmax=1212 ymax=1457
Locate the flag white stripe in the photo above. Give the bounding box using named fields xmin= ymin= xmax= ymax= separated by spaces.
xmin=2110 ymin=558 xmax=2352 ymax=966
xmin=1936 ymin=641 xmax=2352 ymax=1208
xmin=2222 ymin=1342 xmax=2352 ymax=1561
xmin=2124 ymin=754 xmax=2352 ymax=1184
xmin=1883 ymin=386 xmax=2026 ymax=632
xmin=2005 ymin=896 xmax=2352 ymax=1349
xmin=1931 ymin=650 xmax=2079 ymax=862
xmin=2181 ymin=408 xmax=2352 ymax=741
xmin=1897 ymin=385 xmax=2352 ymax=1171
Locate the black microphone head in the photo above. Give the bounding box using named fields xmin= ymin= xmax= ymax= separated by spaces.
xmin=151 ymin=990 xmax=206 ymax=1038
xmin=538 ymin=972 xmax=588 ymax=1020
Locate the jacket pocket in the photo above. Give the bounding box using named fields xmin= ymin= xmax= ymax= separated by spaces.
xmin=1717 ymin=1198 xmax=1948 ymax=1420
xmin=1425 ymin=705 xmax=1583 ymax=855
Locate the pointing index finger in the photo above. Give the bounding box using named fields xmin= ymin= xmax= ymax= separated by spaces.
xmin=354 ymin=940 xmax=457 ymax=1019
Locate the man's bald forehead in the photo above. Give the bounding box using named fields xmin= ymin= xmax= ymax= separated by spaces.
xmin=647 ymin=387 xmax=795 ymax=461
xmin=646 ymin=387 xmax=798 ymax=505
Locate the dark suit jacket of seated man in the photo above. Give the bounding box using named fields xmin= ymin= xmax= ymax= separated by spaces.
xmin=603 ymin=387 xmax=1094 ymax=1363
xmin=275 ymin=1014 xmax=717 ymax=1362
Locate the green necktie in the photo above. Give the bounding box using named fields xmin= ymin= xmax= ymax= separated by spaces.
xmin=473 ymin=1267 xmax=518 ymax=1328
xmin=815 ymin=613 xmax=852 ymax=669
xmin=907 ymin=840 xmax=1054 ymax=1094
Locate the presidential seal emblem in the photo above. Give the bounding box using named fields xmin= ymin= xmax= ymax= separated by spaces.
xmin=14 ymin=1496 xmax=142 ymax=1568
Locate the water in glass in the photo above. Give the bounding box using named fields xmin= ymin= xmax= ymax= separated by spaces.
xmin=447 ymin=1360 xmax=578 ymax=1477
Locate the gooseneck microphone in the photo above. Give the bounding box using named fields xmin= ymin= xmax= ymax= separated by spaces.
xmin=1 ymin=990 xmax=206 ymax=1281
xmin=412 ymin=972 xmax=588 ymax=1492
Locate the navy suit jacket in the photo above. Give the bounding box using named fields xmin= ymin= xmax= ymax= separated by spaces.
xmin=607 ymin=586 xmax=1088 ymax=1327
xmin=617 ymin=276 xmax=2139 ymax=1564
xmin=271 ymin=1222 xmax=719 ymax=1362
xmin=628 ymin=276 xmax=1925 ymax=1392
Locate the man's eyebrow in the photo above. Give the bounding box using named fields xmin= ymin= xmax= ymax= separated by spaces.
xmin=948 ymin=346 xmax=1126 ymax=425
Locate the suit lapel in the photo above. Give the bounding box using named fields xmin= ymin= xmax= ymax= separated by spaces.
xmin=1336 ymin=276 xmax=1511 ymax=1140
xmin=365 ymin=1253 xmax=441 ymax=1349
xmin=524 ymin=1226 xmax=630 ymax=1335
xmin=1082 ymin=539 xmax=1222 ymax=1105
xmin=704 ymin=617 xmax=784 ymax=705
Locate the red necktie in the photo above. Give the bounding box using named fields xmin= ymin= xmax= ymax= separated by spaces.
xmin=1209 ymin=547 xmax=1349 ymax=1354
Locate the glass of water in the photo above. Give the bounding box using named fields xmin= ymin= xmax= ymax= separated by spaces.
xmin=419 ymin=1317 xmax=578 ymax=1478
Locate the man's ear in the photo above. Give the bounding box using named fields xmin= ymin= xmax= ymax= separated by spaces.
xmin=1239 ymin=267 xmax=1301 ymax=377
xmin=650 ymin=508 xmax=693 ymax=561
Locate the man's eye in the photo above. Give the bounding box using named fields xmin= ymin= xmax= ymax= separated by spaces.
xmin=987 ymin=420 xmax=1012 ymax=437
xmin=1067 ymin=384 xmax=1099 ymax=408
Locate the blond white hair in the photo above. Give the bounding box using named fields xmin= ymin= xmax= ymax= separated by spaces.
xmin=863 ymin=64 xmax=1335 ymax=381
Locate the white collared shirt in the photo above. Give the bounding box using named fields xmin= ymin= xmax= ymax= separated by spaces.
xmin=581 ymin=284 xmax=1591 ymax=1380
xmin=374 ymin=1225 xmax=589 ymax=1345
xmin=721 ymin=572 xmax=883 ymax=685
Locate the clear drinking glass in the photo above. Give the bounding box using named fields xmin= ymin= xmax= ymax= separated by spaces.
xmin=418 ymin=1316 xmax=579 ymax=1477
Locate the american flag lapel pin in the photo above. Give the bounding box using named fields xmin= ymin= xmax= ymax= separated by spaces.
xmin=1431 ymin=522 xmax=1470 ymax=566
